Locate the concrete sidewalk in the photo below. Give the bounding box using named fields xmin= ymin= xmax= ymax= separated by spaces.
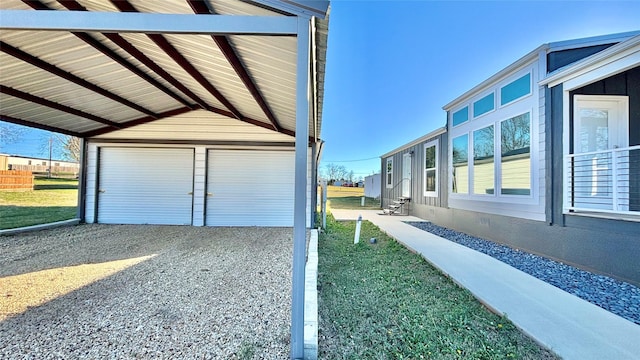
xmin=331 ymin=209 xmax=640 ymax=360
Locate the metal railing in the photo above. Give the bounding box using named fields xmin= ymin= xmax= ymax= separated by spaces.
xmin=566 ymin=144 xmax=640 ymax=215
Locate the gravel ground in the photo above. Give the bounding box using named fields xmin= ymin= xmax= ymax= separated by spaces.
xmin=406 ymin=221 xmax=640 ymax=326
xmin=0 ymin=224 xmax=293 ymax=359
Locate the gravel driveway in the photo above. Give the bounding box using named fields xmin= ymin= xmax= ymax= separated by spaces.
xmin=0 ymin=224 xmax=293 ymax=359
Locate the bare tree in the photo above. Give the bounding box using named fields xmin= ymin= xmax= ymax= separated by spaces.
xmin=60 ymin=135 xmax=81 ymax=162
xmin=0 ymin=122 xmax=26 ymax=152
xmin=323 ymin=163 xmax=348 ymax=183
xmin=501 ymin=113 xmax=530 ymax=154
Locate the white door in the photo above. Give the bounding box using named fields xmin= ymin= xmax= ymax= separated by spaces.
xmin=402 ymin=153 xmax=412 ymax=198
xmin=206 ymin=149 xmax=294 ymax=226
xmin=573 ymin=95 xmax=629 ymax=210
xmin=97 ymin=148 xmax=194 ymax=225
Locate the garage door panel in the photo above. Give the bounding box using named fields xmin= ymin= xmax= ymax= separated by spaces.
xmin=207 ymin=150 xmax=294 ymax=226
xmin=98 ymin=148 xmax=194 ymax=225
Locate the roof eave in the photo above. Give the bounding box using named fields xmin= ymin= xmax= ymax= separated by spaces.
xmin=541 ymin=35 xmax=640 ymax=89
xmin=381 ymin=127 xmax=446 ymax=158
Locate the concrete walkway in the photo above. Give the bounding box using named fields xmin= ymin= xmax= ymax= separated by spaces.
xmin=330 ymin=209 xmax=640 ymax=360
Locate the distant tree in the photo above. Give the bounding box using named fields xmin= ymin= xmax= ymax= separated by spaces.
xmin=324 ymin=163 xmax=348 ymax=182
xmin=347 ymin=170 xmax=354 ymax=182
xmin=0 ymin=122 xmax=25 ymax=152
xmin=60 ymin=135 xmax=81 ymax=162
xmin=38 ymin=134 xmax=81 ymax=162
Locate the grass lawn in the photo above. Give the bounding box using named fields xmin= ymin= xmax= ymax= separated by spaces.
xmin=0 ymin=178 xmax=78 ymax=230
xmin=317 ymin=214 xmax=558 ymax=359
xmin=323 ymin=185 xmax=381 ymax=210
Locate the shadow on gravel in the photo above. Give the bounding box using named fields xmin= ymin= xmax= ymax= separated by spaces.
xmin=0 ymin=225 xmax=293 ymax=358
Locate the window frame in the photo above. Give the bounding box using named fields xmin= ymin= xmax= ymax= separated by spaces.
xmin=473 ymin=92 xmax=496 ymax=118
xmin=423 ymin=140 xmax=439 ymax=197
xmin=472 ymin=124 xmax=495 ymax=196
xmin=500 ymin=72 xmax=532 ymax=107
xmin=452 ymin=106 xmax=469 ymax=127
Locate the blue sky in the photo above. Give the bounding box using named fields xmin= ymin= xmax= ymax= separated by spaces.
xmin=320 ymin=0 xmax=640 ymax=179
xmin=2 ymin=1 xmax=639 ymax=168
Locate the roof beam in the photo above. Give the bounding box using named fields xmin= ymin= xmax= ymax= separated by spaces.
xmin=0 ymin=9 xmax=298 ymax=35
xmin=0 ymin=114 xmax=84 ymax=137
xmin=187 ymin=0 xmax=282 ymax=132
xmin=0 ymin=85 xmax=123 ymax=129
xmin=0 ymin=41 xmax=160 ymax=119
xmin=110 ymin=0 xmax=246 ymax=121
xmin=21 ymin=0 xmax=195 ymax=110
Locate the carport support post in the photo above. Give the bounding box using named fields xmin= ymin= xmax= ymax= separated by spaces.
xmin=291 ymin=17 xmax=310 ymax=360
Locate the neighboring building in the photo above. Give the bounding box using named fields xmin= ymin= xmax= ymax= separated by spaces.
xmin=381 ymin=127 xmax=447 ymax=217
xmin=6 ymin=155 xmax=79 ymax=174
xmin=0 ymin=154 xmax=7 ymax=170
xmin=381 ymin=32 xmax=640 ymax=286
xmin=364 ymin=173 xmax=381 ymax=198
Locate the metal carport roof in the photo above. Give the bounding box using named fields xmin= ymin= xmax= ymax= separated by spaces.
xmin=0 ymin=0 xmax=328 ymax=143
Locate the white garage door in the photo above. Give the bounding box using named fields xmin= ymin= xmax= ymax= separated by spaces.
xmin=97 ymin=147 xmax=194 ymax=225
xmin=206 ymin=149 xmax=294 ymax=226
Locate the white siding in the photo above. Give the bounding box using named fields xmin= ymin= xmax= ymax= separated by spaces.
xmin=192 ymin=147 xmax=207 ymax=226
xmin=206 ymin=149 xmax=295 ymax=226
xmin=84 ymin=143 xmax=98 ymax=223
xmin=97 ymin=147 xmax=194 ymax=225
xmin=94 ymin=110 xmax=294 ymax=143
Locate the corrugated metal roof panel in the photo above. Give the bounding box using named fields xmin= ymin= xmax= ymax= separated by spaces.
xmin=0 ymin=51 xmax=144 ymax=122
xmin=164 ymin=34 xmax=268 ymax=123
xmin=230 ymin=35 xmax=297 ymax=130
xmin=0 ymin=94 xmax=106 ymax=133
xmin=116 ymin=32 xmax=228 ymax=111
xmin=0 ymin=0 xmax=328 ymax=141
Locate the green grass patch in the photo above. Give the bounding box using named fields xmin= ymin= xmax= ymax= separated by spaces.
xmin=0 ymin=184 xmax=78 ymax=229
xmin=33 ymin=177 xmax=79 ymax=190
xmin=318 ymin=214 xmax=558 ymax=359
xmin=327 ymin=196 xmax=380 ymax=210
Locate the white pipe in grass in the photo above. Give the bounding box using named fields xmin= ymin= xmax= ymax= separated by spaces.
xmin=361 ymin=196 xmax=365 ymax=207
xmin=354 ymin=215 xmax=362 ymax=244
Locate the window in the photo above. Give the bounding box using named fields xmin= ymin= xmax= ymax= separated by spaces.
xmin=452 ymin=106 xmax=469 ymax=126
xmin=473 ymin=93 xmax=495 ymax=117
xmin=55 ymin=162 xmax=60 ymax=166
xmin=386 ymin=158 xmax=393 ymax=188
xmin=501 ymin=73 xmax=531 ymax=106
xmin=424 ymin=141 xmax=438 ymax=196
xmin=28 ymin=160 xmax=32 ymax=165
xmin=473 ymin=125 xmax=494 ymax=195
xmin=501 ymin=113 xmax=531 ymax=195
xmin=452 ymin=134 xmax=469 ymax=194
xmin=42 ymin=161 xmax=47 ymax=166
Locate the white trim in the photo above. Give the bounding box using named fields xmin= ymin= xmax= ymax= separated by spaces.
xmin=380 ymin=127 xmax=445 ymax=158
xmin=250 ymin=0 xmax=330 ymax=19
xmin=472 ymin=91 xmax=497 ymax=119
xmin=423 ymin=140 xmax=439 ymax=197
xmin=444 ymin=50 xmax=542 ymax=110
xmin=542 ymin=35 xmax=640 ymax=88
xmin=546 ymin=30 xmax=640 ymax=52
xmin=402 ymin=153 xmax=412 ymax=198
xmin=0 ymin=9 xmax=298 ymax=35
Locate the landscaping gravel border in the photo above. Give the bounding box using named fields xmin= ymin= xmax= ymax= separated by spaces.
xmin=405 ymin=221 xmax=640 ymax=326
xmin=0 ymin=224 xmax=293 ymax=359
